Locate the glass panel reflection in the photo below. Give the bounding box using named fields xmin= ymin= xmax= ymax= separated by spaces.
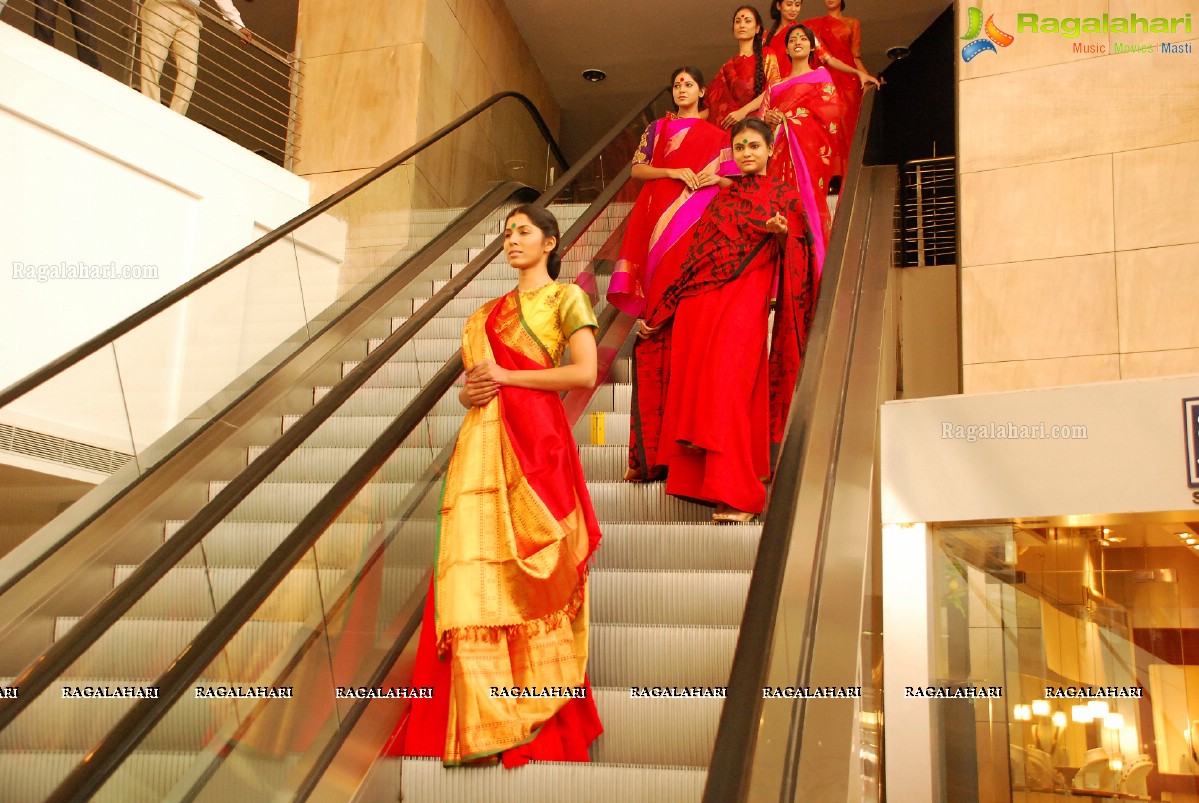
xmin=930 ymin=521 xmax=1199 ymax=802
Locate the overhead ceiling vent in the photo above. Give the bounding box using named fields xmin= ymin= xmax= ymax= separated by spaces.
xmin=0 ymin=423 xmax=132 ymax=475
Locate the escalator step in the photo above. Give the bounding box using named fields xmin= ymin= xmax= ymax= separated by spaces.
xmin=113 ymin=564 xmax=748 ymax=629
xmin=589 ymin=687 xmax=719 ymax=767
xmin=0 ymin=751 xmax=205 ymax=803
xmin=380 ymin=757 xmax=706 ymax=803
xmin=279 ymin=408 xmax=636 ymax=449
xmin=213 ymin=477 xmax=713 ymax=523
xmin=164 ymin=519 xmax=758 ymax=572
xmin=591 ymin=570 xmax=750 ymax=626
xmin=589 ymin=623 xmax=737 ymax=688
xmin=51 ymin=617 xmax=303 ymax=681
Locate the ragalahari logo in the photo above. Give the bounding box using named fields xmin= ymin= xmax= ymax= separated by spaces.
xmin=961 ymin=7 xmax=1015 ymax=61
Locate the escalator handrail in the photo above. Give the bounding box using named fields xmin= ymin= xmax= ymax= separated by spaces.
xmin=702 ymin=90 xmax=879 ymax=803
xmin=0 ymin=178 xmax=537 ymax=725
xmin=0 ymin=91 xmax=566 ymax=408
xmin=42 ymin=88 xmax=667 ymax=802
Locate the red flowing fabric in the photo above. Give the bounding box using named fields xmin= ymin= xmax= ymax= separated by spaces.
xmin=608 ymin=115 xmax=735 ymax=480
xmin=382 ymin=579 xmax=603 ymax=766
xmin=383 ymin=293 xmax=603 ymax=765
xmin=761 ymin=68 xmax=844 ymax=243
xmin=659 ymin=264 xmax=773 ymax=512
xmin=804 ymin=15 xmax=863 ymax=161
xmin=648 ymin=174 xmax=816 ymax=511
xmin=704 ymin=53 xmax=779 ymax=129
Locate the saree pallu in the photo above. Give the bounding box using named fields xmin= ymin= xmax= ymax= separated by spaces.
xmin=704 ymin=53 xmax=782 ymax=128
xmin=762 ymin=67 xmax=843 ymax=269
xmin=650 ymin=175 xmax=817 ymax=507
xmin=607 ymin=115 xmax=735 ymax=479
xmin=391 ymin=292 xmax=602 ymax=766
xmin=608 ymin=115 xmax=736 ymax=318
xmin=804 ymin=14 xmax=863 ymax=166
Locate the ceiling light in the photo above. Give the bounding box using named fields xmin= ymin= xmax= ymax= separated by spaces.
xmin=886 ymin=45 xmax=910 ymax=60
xmin=581 ymin=69 xmax=607 ymax=83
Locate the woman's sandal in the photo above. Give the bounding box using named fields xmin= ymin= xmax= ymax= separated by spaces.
xmin=712 ymin=504 xmax=754 ymax=523
xmin=623 ymin=467 xmax=643 ymax=482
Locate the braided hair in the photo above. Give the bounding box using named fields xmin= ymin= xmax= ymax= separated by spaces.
xmin=734 ymin=5 xmax=768 ymax=97
xmin=767 ymin=0 xmax=783 ymax=44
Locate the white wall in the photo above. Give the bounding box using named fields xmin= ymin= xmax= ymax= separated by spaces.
xmin=881 ymin=374 xmax=1199 ymax=525
xmin=0 ymin=22 xmax=346 ymax=457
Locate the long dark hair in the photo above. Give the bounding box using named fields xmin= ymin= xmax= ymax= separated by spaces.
xmin=767 ymin=0 xmax=783 ymax=43
xmin=670 ymin=65 xmax=707 ymax=111
xmin=787 ymin=24 xmax=819 ymax=69
xmin=733 ymin=6 xmax=767 ymax=97
xmin=731 ymin=117 xmax=774 ymax=148
xmin=505 ymin=204 xmax=562 ymax=280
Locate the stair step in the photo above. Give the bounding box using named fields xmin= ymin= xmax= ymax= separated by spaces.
xmin=212 ymin=476 xmax=711 ymax=523
xmin=0 ymin=751 xmax=208 ymax=803
xmin=377 ymin=757 xmax=706 ymax=803
xmin=51 ymin=617 xmax=303 ymax=682
xmin=589 ymin=623 xmax=736 ymax=687
xmin=165 ymin=519 xmax=758 ymax=572
xmin=164 ymin=519 xmax=438 ymax=569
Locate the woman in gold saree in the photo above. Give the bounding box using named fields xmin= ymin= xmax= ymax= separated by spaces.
xmin=385 ymin=205 xmax=603 ymax=767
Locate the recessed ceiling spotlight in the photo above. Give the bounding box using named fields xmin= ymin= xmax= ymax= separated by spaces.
xmin=582 ymin=69 xmax=607 ymax=83
xmin=886 ymin=45 xmax=910 ymax=60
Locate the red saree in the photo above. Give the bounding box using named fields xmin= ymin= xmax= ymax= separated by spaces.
xmin=761 ymin=66 xmax=843 ymax=267
xmin=607 ymin=114 xmax=736 ymax=480
xmin=704 ymin=52 xmax=782 ymax=129
xmin=804 ymin=14 xmax=864 ymax=158
xmin=385 ymin=285 xmax=602 ymax=766
xmin=648 ymin=174 xmax=817 ymax=513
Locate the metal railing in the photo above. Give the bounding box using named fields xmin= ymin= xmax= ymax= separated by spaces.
xmin=0 ymin=0 xmax=299 ymax=165
xmin=899 ymin=156 xmax=957 ymax=267
xmin=704 ymin=89 xmax=895 ymax=803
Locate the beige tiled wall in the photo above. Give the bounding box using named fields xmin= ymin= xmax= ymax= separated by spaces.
xmin=957 ymin=1 xmax=1199 ymax=392
xmin=295 ymin=0 xmax=560 ymax=202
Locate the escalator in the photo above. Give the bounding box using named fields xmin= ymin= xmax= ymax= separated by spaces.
xmin=0 ymin=82 xmax=897 ymax=803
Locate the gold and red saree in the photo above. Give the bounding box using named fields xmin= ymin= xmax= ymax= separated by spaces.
xmin=389 ymin=284 xmax=602 ymax=766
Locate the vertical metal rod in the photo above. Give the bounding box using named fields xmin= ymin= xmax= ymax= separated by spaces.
xmin=285 ymin=40 xmax=302 ymax=171
xmin=914 ymin=165 xmax=929 ymax=267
